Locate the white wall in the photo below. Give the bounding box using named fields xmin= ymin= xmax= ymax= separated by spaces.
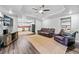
xmin=35 ymin=19 xmax=42 ymax=33
xmin=42 ymin=13 xmax=79 ymax=41
xmin=61 ymin=14 xmax=79 ymax=41
xmin=0 ymin=20 xmax=3 ymax=35
xmin=42 ymin=18 xmax=61 ymax=33
xmin=11 ymin=17 xmax=18 ymax=33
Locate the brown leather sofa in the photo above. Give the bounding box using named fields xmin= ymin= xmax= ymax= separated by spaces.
xmin=38 ymin=28 xmax=55 ymax=38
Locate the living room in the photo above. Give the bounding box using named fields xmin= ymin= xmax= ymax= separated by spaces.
xmin=0 ymin=5 xmax=79 ymax=54
xmin=18 ymin=6 xmax=79 ymax=53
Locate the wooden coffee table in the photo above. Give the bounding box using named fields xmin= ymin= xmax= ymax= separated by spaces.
xmin=27 ymin=35 xmax=67 ymax=54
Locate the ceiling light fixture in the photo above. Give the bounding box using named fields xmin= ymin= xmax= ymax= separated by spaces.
xmin=39 ymin=10 xmax=43 ymax=14
xmin=9 ymin=10 xmax=13 ymax=14
xmin=32 ymin=5 xmax=50 ymax=14
xmin=69 ymin=11 xmax=72 ymax=14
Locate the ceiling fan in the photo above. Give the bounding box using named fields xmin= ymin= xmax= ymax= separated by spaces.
xmin=32 ymin=5 xmax=50 ymax=14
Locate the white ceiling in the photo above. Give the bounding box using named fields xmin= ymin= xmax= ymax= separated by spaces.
xmin=0 ymin=5 xmax=79 ymax=19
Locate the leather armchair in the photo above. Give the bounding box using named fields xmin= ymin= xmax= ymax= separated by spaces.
xmin=54 ymin=30 xmax=78 ymax=47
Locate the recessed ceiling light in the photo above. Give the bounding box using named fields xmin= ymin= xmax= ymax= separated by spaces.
xmin=9 ymin=10 xmax=13 ymax=14
xmin=69 ymin=11 xmax=72 ymax=14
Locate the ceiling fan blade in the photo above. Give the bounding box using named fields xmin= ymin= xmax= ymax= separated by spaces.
xmin=43 ymin=9 xmax=50 ymax=11
xmin=32 ymin=8 xmax=38 ymax=10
